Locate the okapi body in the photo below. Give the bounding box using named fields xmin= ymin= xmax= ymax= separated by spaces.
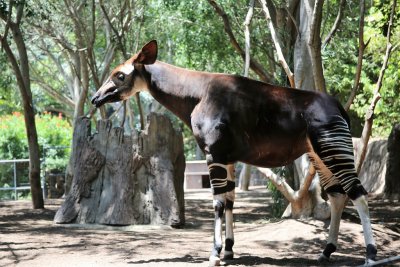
xmin=91 ymin=40 xmax=377 ymax=266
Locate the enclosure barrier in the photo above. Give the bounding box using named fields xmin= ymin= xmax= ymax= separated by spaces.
xmin=0 ymin=159 xmax=45 ymax=200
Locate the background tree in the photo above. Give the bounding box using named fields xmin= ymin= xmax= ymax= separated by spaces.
xmin=0 ymin=0 xmax=398 ymax=209
xmin=0 ymin=1 xmax=43 ymax=208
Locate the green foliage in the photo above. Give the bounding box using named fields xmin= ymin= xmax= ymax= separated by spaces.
xmin=323 ymin=0 xmax=400 ymax=137
xmin=0 ymin=112 xmax=71 ymax=199
xmin=0 ymin=112 xmax=27 ymax=159
xmin=0 ymin=112 xmax=72 ymax=170
xmin=1 ymin=0 xmax=399 ymax=164
xmin=0 ymin=112 xmax=72 ymax=199
xmin=182 ymin=124 xmax=200 ymax=160
xmin=0 ymin=160 xmax=30 ymax=200
xmin=267 ymin=167 xmax=288 ymax=218
xmin=0 ymin=52 xmax=21 ymax=114
xmin=144 ymin=0 xmax=243 ymax=73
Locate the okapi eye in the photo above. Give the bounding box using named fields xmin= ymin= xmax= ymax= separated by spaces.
xmin=117 ymin=73 xmax=125 ymax=81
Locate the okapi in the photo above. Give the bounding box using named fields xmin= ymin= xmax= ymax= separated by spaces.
xmin=91 ymin=40 xmax=377 ymax=266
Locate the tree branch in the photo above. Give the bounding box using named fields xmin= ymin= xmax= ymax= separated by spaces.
xmin=0 ymin=0 xmax=13 ymax=41
xmin=15 ymin=1 xmax=24 ymax=25
xmin=322 ymin=0 xmax=346 ymax=49
xmin=356 ymin=0 xmax=397 ymax=173
xmin=31 ymin=78 xmax=75 ymax=109
xmin=243 ymin=0 xmax=255 ymax=77
xmin=257 ymin=167 xmax=296 ymax=203
xmin=344 ymin=0 xmax=367 ymax=111
xmin=99 ymin=0 xmax=128 ymax=59
xmin=259 ymin=0 xmax=295 ymax=87
xmin=308 ymin=0 xmax=326 ymax=92
xmin=0 ymin=33 xmax=27 ymax=95
xmin=207 ymin=0 xmax=273 ymax=82
xmin=31 ymin=21 xmax=75 ymax=52
xmin=297 ymin=160 xmax=316 ymax=199
xmin=100 ymin=44 xmax=116 ymax=83
xmin=284 ymin=6 xmax=299 ymax=39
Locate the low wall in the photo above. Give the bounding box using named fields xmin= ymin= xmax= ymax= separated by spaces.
xmin=354 ymin=138 xmax=388 ymax=195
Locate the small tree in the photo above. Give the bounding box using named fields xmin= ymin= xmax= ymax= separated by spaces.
xmin=0 ymin=1 xmax=44 ymax=208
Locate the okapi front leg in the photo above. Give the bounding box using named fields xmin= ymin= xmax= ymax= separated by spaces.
xmin=208 ymin=162 xmax=231 ymax=266
xmin=211 ymin=193 xmax=225 ymax=266
xmin=224 ymin=164 xmax=235 ymax=261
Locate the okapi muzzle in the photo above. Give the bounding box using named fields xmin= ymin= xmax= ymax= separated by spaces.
xmin=91 ymin=63 xmax=138 ymax=108
xmin=91 ymin=79 xmax=121 ymax=108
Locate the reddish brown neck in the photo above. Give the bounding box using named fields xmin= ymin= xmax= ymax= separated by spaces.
xmin=142 ymin=61 xmax=213 ymax=127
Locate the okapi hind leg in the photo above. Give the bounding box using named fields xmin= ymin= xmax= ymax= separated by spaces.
xmin=308 ymin=114 xmax=377 ymax=263
xmin=318 ymin=192 xmax=347 ymax=262
xmin=223 ymin=164 xmax=235 ymax=261
xmin=306 ymin=138 xmax=345 ymax=262
xmin=352 ymin=195 xmax=377 ymax=263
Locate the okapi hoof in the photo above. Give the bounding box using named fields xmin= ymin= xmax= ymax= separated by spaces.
xmin=223 ymin=250 xmax=234 ymax=261
xmin=364 ymin=258 xmax=376 ymax=266
xmin=317 ymin=253 xmax=330 ymax=264
xmin=318 ymin=243 xmax=336 ymax=263
xmin=366 ymin=244 xmax=377 ymax=261
xmin=209 ymin=255 xmax=221 ymax=266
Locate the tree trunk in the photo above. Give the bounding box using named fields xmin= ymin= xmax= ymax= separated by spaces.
xmin=308 ymin=0 xmax=326 ymax=92
xmin=384 ymin=124 xmax=400 ymax=200
xmin=294 ymin=0 xmax=317 ymax=90
xmin=239 ymin=164 xmax=251 ymax=191
xmin=55 ymin=113 xmax=185 ymax=226
xmin=0 ymin=4 xmax=44 ymax=209
xmin=275 ymin=0 xmax=329 ymax=219
xmin=238 ymin=1 xmax=255 ymax=192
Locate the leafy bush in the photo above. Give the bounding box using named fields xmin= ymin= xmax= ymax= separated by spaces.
xmin=0 ymin=111 xmax=72 ymax=171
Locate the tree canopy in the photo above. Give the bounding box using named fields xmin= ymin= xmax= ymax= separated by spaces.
xmin=1 ymin=0 xmax=399 ymax=155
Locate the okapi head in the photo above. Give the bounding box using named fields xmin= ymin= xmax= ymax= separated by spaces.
xmin=91 ymin=40 xmax=158 ymax=108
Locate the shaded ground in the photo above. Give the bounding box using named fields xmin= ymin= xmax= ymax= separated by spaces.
xmin=1 ymin=186 xmax=400 ymax=267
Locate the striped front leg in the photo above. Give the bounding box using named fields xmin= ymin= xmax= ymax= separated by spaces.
xmin=208 ymin=162 xmax=236 ymax=266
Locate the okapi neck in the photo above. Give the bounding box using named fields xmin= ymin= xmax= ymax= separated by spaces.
xmin=144 ymin=61 xmax=208 ymax=126
xmin=145 ymin=61 xmax=212 ymax=99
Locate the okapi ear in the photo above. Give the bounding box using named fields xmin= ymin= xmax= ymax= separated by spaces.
xmin=134 ymin=40 xmax=158 ymax=65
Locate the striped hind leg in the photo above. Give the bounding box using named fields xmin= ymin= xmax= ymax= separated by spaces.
xmin=352 ymin=195 xmax=377 ymax=262
xmin=310 ymin=116 xmax=377 ymax=261
xmin=306 ymin=139 xmax=346 ymax=261
xmin=319 ymin=193 xmax=347 ymax=262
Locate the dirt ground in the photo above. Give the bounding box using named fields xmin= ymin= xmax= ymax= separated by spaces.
xmin=1 ymin=186 xmax=400 ymax=267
